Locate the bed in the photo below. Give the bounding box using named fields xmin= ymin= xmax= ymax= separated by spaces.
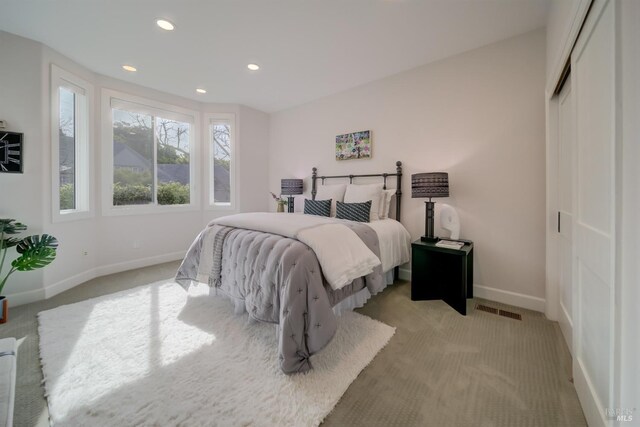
xmin=175 ymin=161 xmax=410 ymax=374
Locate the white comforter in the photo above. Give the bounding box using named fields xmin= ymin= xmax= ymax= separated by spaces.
xmin=210 ymin=213 xmax=381 ymax=290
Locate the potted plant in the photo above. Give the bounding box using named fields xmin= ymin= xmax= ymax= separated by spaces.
xmin=0 ymin=219 xmax=59 ymax=323
xmin=270 ymin=192 xmax=288 ymax=213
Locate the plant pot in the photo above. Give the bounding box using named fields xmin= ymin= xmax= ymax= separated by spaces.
xmin=0 ymin=296 xmax=7 ymax=324
xmin=277 ymin=203 xmax=285 ymax=213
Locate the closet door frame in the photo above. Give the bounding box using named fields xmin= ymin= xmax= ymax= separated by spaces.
xmin=546 ymin=1 xmax=640 ymax=424
xmin=571 ymin=0 xmax=618 ymax=425
xmin=556 ymin=79 xmax=574 ymax=352
xmin=544 ymin=0 xmax=592 ymax=324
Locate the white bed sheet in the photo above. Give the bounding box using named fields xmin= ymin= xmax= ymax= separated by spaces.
xmin=366 ymin=218 xmax=411 ymax=272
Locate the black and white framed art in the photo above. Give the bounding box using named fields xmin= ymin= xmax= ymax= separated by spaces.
xmin=0 ymin=131 xmax=23 ymax=173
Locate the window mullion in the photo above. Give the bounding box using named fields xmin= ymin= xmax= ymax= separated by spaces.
xmin=152 ymin=116 xmax=158 ymax=205
xmin=76 ymin=93 xmax=88 ymax=212
xmin=73 ymin=92 xmax=79 ymax=210
xmin=211 ymin=123 xmax=216 ymax=204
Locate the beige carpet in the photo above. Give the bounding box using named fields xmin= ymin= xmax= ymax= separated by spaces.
xmin=0 ymin=261 xmax=585 ymax=426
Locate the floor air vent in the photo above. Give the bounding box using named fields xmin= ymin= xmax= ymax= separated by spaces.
xmin=498 ymin=309 xmax=522 ymax=321
xmin=475 ymin=304 xmax=522 ymax=320
xmin=475 ymin=304 xmax=498 ymax=314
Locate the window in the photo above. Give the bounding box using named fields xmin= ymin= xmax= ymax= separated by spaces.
xmin=51 ymin=65 xmax=92 ymax=221
xmin=102 ymin=90 xmax=198 ymax=214
xmin=208 ymin=114 xmax=236 ymax=209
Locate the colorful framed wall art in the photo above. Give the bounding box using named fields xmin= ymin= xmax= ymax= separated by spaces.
xmin=336 ymin=130 xmax=371 ymax=160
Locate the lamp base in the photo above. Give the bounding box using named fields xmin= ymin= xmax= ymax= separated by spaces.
xmin=422 ymin=200 xmax=438 ymax=243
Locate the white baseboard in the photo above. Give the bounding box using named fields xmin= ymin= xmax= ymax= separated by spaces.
xmin=3 ymin=287 xmax=46 ymax=308
xmin=8 ymin=251 xmax=185 ymax=307
xmin=558 ymin=300 xmax=573 ymax=353
xmin=473 ymin=284 xmax=546 ymax=312
xmin=574 ymin=358 xmax=608 ymax=427
xmin=44 ymin=269 xmax=100 ymax=300
xmin=94 ymin=251 xmax=184 ymax=278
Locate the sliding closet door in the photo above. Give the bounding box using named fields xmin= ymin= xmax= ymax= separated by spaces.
xmin=571 ymin=0 xmax=616 ymax=425
xmin=557 ymin=78 xmax=573 ymax=351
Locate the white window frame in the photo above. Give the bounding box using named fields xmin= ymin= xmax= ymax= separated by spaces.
xmin=206 ymin=113 xmax=237 ymax=211
xmin=101 ymin=89 xmax=200 ymax=216
xmin=51 ymin=65 xmax=94 ymax=223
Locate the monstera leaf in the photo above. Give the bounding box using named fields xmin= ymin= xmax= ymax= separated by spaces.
xmin=0 ymin=237 xmax=22 ymax=249
xmin=11 ymin=234 xmax=59 ymax=272
xmin=16 ymin=234 xmax=59 ymax=254
xmin=0 ymin=219 xmax=27 ymax=235
xmin=11 ymin=247 xmax=57 ymax=271
xmin=0 ymin=219 xmax=28 ymax=249
xmin=0 ymin=223 xmax=59 ymax=295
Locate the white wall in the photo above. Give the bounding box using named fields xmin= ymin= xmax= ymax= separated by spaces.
xmin=0 ymin=32 xmax=46 ymax=299
xmin=236 ymin=105 xmax=270 ymax=214
xmin=0 ymin=30 xmax=270 ymax=305
xmin=269 ymin=29 xmax=547 ymax=308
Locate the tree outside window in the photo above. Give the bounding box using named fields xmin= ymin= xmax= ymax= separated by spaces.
xmin=112 ymin=109 xmax=191 ymax=206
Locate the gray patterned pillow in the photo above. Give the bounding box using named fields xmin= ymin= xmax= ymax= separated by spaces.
xmin=304 ymin=199 xmax=331 ymax=217
xmin=336 ymin=200 xmax=372 ymax=222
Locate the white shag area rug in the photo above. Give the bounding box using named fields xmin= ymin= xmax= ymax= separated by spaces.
xmin=38 ymin=281 xmax=395 ymax=426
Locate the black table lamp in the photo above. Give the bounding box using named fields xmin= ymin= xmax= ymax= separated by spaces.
xmin=281 ymin=179 xmax=303 ymax=213
xmin=411 ymin=172 xmax=449 ymax=242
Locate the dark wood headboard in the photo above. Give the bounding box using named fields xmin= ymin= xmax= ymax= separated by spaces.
xmin=311 ymin=161 xmax=403 ymax=222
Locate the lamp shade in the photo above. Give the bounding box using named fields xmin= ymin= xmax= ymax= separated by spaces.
xmin=411 ymin=172 xmax=449 ymax=198
xmin=281 ymin=179 xmax=303 ymax=195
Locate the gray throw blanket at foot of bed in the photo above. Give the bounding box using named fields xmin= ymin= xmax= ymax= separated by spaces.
xmin=175 ymin=222 xmax=383 ymax=374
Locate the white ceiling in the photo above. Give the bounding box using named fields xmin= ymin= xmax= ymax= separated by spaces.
xmin=0 ymin=0 xmax=549 ymax=112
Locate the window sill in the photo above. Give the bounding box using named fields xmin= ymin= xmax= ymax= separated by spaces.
xmin=102 ymin=203 xmax=201 ymax=217
xmin=52 ymin=210 xmax=94 ymax=224
xmin=205 ymin=203 xmax=236 ymax=212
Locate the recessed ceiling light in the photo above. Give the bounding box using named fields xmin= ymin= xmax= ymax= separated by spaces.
xmin=156 ymin=19 xmax=175 ymax=31
xmin=122 ymin=65 xmax=137 ymax=72
xmin=196 ymin=88 xmax=207 ymax=94
xmin=247 ymin=63 xmax=260 ymax=71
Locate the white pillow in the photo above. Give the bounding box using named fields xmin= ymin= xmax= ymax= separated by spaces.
xmin=315 ymin=184 xmax=347 ymax=217
xmin=344 ymin=183 xmax=384 ymax=221
xmin=293 ymin=195 xmax=306 ymax=213
xmin=378 ymin=188 xmax=396 ymax=219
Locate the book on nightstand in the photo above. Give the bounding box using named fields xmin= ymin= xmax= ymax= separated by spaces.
xmin=435 ymin=240 xmax=464 ymax=250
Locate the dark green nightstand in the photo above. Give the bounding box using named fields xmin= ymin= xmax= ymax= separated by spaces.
xmin=411 ymin=239 xmax=474 ymax=315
